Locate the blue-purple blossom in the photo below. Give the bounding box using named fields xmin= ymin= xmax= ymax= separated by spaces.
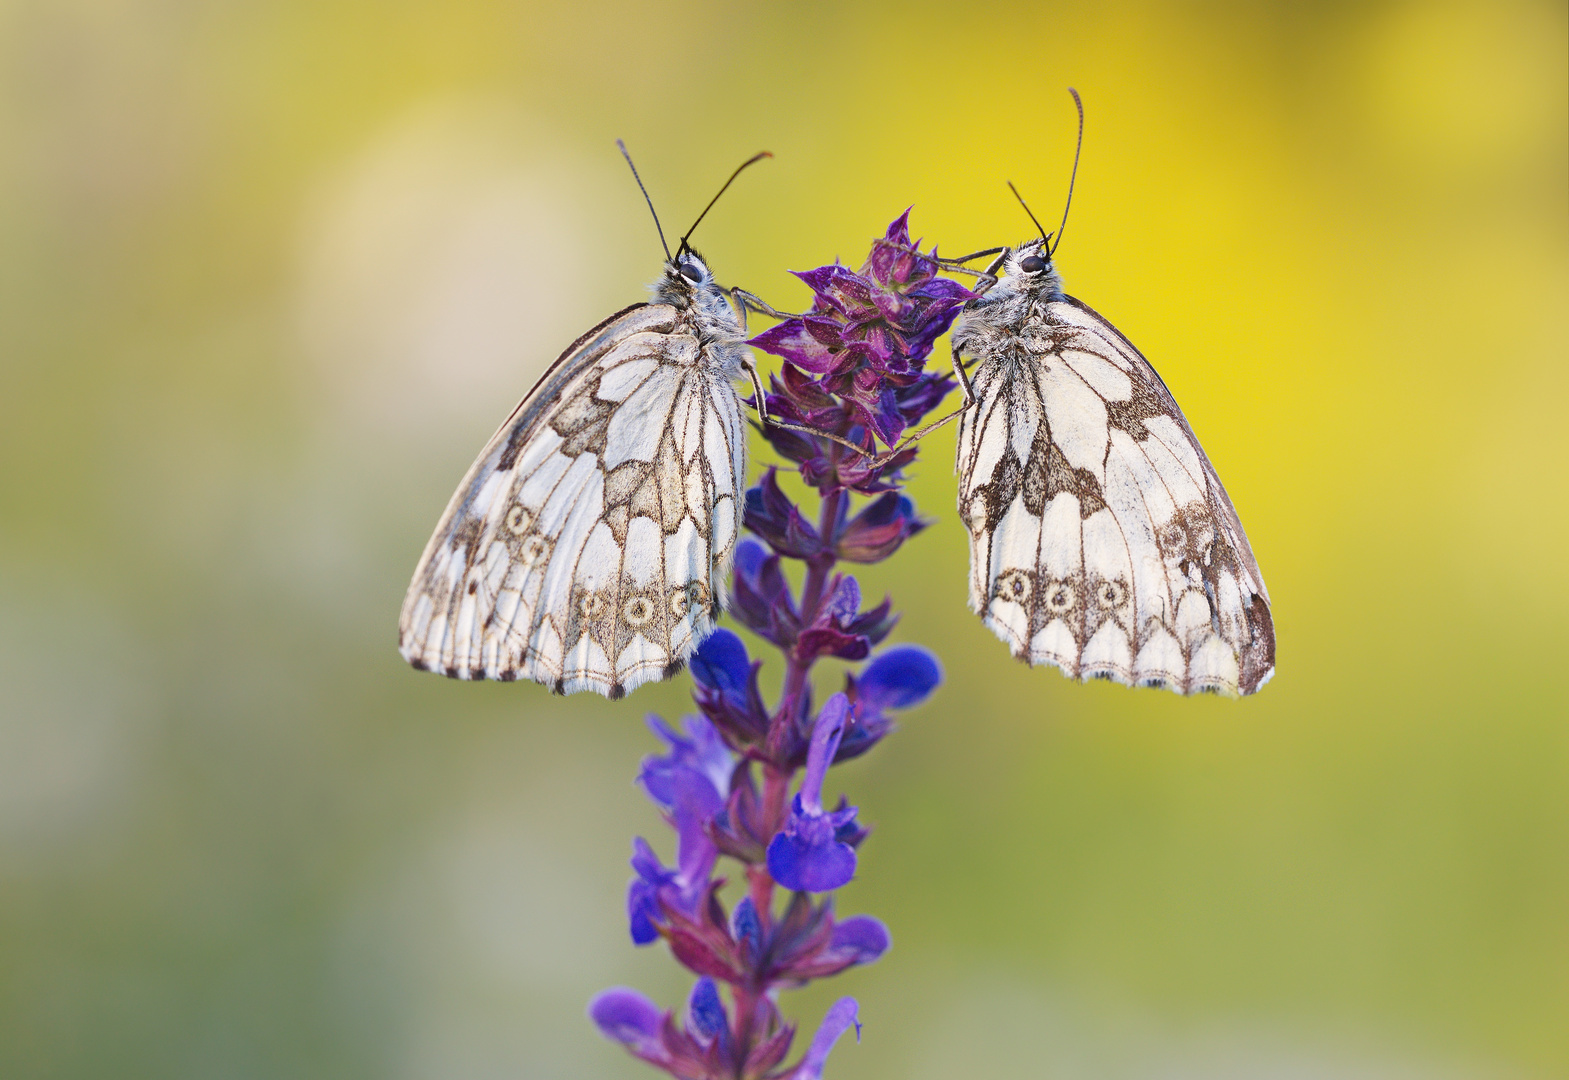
xmin=625 ymin=749 xmax=724 ymax=945
xmin=836 ymin=645 xmax=942 ymax=762
xmin=690 ymin=629 xmax=771 ymax=750
xmin=768 ymin=695 xmax=862 ymax=893
xmin=639 ymin=715 xmax=734 ymax=810
xmin=589 ymin=988 xmax=673 ymax=1069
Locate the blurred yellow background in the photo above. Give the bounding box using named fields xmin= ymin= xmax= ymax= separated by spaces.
xmin=2 ymin=0 xmax=1565 ymax=1076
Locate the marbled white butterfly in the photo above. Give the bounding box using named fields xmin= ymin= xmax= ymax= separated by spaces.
xmin=398 ymin=144 xmax=772 ymax=698
xmin=949 ymin=91 xmax=1275 ymax=695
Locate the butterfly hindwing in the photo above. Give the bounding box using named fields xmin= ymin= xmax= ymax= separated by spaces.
xmin=957 ymin=288 xmax=1274 ymax=696
xmin=399 ymin=299 xmax=747 ymax=697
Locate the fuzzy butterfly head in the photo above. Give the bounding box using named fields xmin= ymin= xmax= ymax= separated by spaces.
xmin=652 ymin=249 xmax=746 ymax=351
xmin=993 ymin=238 xmax=1066 ymax=303
xmin=953 ymin=238 xmax=1068 ymax=362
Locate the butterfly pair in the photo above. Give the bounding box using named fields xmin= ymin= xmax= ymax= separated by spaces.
xmin=398 ymin=113 xmax=1275 ymax=699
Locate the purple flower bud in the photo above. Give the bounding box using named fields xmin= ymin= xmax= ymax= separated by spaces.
xmin=826 ymin=916 xmax=889 ymax=965
xmin=795 ymin=576 xmax=896 ymax=663
xmin=790 ymin=998 xmax=861 ymax=1080
xmin=731 ymin=897 xmax=762 ymax=967
xmin=833 ymin=491 xmax=926 ymax=563
xmin=768 ymin=696 xmax=861 ymax=893
xmin=743 ymin=469 xmax=823 ymax=559
xmin=690 ymin=630 xmax=771 ymax=747
xmin=856 ymin=645 xmax=942 ymax=712
xmin=730 ymin=541 xmax=801 ymax=649
xmin=628 ymin=838 xmax=677 ymax=945
xmin=686 ymin=978 xmax=729 ymax=1050
xmin=589 ymin=988 xmax=672 ymax=1066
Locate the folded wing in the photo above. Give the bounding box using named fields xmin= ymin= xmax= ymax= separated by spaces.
xmin=957 ymin=297 xmax=1274 ymax=695
xmin=399 ymin=303 xmax=747 ymax=697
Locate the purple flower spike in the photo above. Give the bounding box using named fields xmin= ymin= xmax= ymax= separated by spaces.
xmin=790 ymin=997 xmax=861 ymax=1080
xmin=589 ymin=988 xmax=672 ymax=1067
xmin=750 ymin=211 xmax=975 ymax=462
xmin=768 ymin=696 xmax=861 ymax=892
xmin=593 ymin=212 xmax=961 ymax=1076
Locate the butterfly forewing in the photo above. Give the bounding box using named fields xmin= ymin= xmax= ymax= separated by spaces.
xmin=956 ymin=276 xmax=1274 ymax=696
xmin=399 ymin=294 xmax=747 ymax=698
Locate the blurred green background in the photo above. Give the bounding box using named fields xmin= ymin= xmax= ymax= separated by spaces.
xmin=2 ymin=0 xmax=1565 ymax=1076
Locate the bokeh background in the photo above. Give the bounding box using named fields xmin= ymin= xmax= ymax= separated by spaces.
xmin=2 ymin=1 xmax=1565 ymax=1076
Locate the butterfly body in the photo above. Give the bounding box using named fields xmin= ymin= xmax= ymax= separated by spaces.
xmin=399 ymin=254 xmax=750 ymax=698
xmin=954 ymin=240 xmax=1274 ymax=696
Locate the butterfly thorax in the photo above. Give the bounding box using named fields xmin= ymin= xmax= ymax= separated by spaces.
xmin=953 ymin=241 xmax=1066 ymax=363
xmin=651 ymin=251 xmax=748 ymax=380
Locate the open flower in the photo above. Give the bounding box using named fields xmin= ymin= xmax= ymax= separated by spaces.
xmin=768 ymin=695 xmax=863 ymax=893
xmin=835 ymin=645 xmax=942 ymax=762
xmin=626 ymin=734 xmax=727 ymax=945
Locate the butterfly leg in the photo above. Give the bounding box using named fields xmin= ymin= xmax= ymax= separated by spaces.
xmin=730 ymin=287 xmax=807 ymax=322
xmin=740 ymin=353 xmax=876 ymax=457
xmin=867 ymin=345 xmax=978 ymax=467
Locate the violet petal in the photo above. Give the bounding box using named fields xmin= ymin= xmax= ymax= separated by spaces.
xmin=792 ymin=998 xmax=861 ymax=1080
xmin=589 ymin=988 xmax=670 ymax=1063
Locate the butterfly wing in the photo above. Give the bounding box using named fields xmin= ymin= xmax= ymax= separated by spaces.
xmin=957 ymin=295 xmax=1274 ymax=695
xmin=399 ymin=302 xmax=747 ymax=697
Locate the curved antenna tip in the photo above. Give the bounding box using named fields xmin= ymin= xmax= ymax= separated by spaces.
xmin=678 ymin=150 xmax=774 ymax=254
xmin=1050 ymin=89 xmax=1085 ymax=258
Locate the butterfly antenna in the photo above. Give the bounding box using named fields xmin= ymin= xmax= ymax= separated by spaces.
xmin=617 ymin=139 xmax=671 ymax=262
xmin=1050 ymin=87 xmax=1085 ymax=258
xmin=1007 ymin=180 xmax=1049 ymax=243
xmin=678 ymin=151 xmax=772 ymax=255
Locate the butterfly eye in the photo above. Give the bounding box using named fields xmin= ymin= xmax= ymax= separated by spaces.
xmin=679 ymin=261 xmax=703 ymax=283
xmin=1019 ymin=254 xmax=1047 ymax=274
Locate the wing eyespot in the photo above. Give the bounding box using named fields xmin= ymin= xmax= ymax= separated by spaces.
xmin=505 ymin=504 xmax=535 ymax=535
xmin=1095 ymin=579 xmax=1128 ymax=610
xmin=995 ymin=569 xmax=1034 ymax=604
xmin=623 ymin=595 xmax=655 ymax=628
xmin=517 ymin=534 xmax=550 ymax=567
xmin=1043 ymin=580 xmax=1076 ymax=614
